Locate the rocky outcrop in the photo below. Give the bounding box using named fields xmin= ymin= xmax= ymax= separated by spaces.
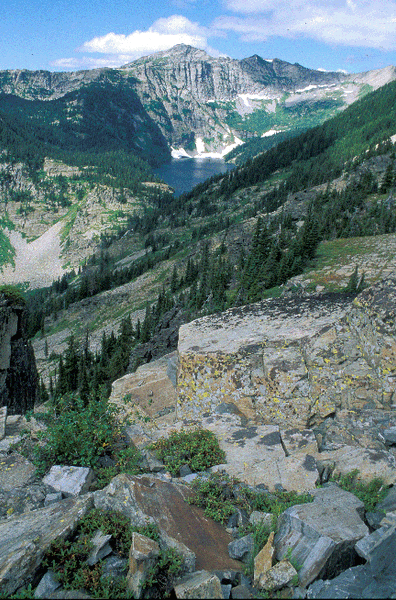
xmin=0 ymin=292 xmax=38 ymax=414
xmin=177 ymin=277 xmax=396 ymax=429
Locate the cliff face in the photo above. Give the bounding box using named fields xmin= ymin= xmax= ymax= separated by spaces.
xmin=1 ymin=45 xmax=394 ymax=157
xmin=122 ymin=45 xmax=350 ymax=153
xmin=0 ymin=293 xmax=38 ymax=414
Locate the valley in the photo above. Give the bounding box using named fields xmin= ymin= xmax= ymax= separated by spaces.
xmin=2 ymin=43 xmax=396 ymax=599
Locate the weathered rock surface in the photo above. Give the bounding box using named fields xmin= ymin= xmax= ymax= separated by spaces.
xmin=110 ymin=351 xmax=177 ymax=426
xmin=202 ymin=414 xmax=319 ymax=491
xmin=307 ymin=524 xmax=396 ymax=598
xmin=43 ymin=466 xmax=95 ymax=497
xmin=274 ymin=484 xmax=369 ymax=587
xmin=93 ymin=474 xmax=243 ymax=572
xmin=0 ymin=494 xmax=93 ymax=596
xmin=177 ymin=277 xmax=396 ymax=432
xmin=0 ymin=293 xmax=39 ymax=414
xmin=127 ymin=532 xmax=161 ymax=598
xmin=174 ymin=570 xmax=223 ymax=599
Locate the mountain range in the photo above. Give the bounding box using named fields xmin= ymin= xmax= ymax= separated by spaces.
xmin=1 ymin=44 xmax=396 ymax=159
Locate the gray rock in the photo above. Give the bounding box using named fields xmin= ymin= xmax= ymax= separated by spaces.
xmin=376 ymin=486 xmax=396 ymax=513
xmin=221 ymin=583 xmax=232 ymax=599
xmin=34 ymin=570 xmax=61 ymax=598
xmin=365 ymin=511 xmax=385 ymax=530
xmin=86 ymin=529 xmax=112 ymax=566
xmin=0 ymin=494 xmax=93 ymax=596
xmin=383 ymin=427 xmax=396 ymax=446
xmin=0 ymin=406 xmax=6 ymax=440
xmin=179 ymin=464 xmax=192 ymax=477
xmin=101 ymin=555 xmax=128 ymax=579
xmin=174 ymin=570 xmax=223 ymax=599
xmin=275 ymin=490 xmax=368 ymax=587
xmin=230 ymin=584 xmax=254 ymax=599
xmin=126 ymin=532 xmax=160 ymax=599
xmin=140 ymin=450 xmax=165 ymax=473
xmin=228 ymin=534 xmax=254 ymax=562
xmin=0 ymin=453 xmax=36 ymax=492
xmin=309 ymin=483 xmax=365 ymax=518
xmin=249 ymin=511 xmax=273 ymax=528
xmin=43 ymin=466 xmax=95 ymax=497
xmin=355 ymin=524 xmax=396 ymax=561
xmin=44 ymin=492 xmax=64 ymax=507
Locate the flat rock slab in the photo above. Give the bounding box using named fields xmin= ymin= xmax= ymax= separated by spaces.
xmin=0 ymin=494 xmax=93 ymax=596
xmin=43 ymin=466 xmax=94 ymax=497
xmin=94 ymin=474 xmax=243 ymax=573
xmin=0 ymin=453 xmax=36 ymax=492
xmin=312 ymin=445 xmax=396 ymax=485
xmin=201 ymin=416 xmax=319 ymax=491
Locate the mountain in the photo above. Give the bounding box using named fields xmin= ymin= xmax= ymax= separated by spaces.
xmin=1 ymin=44 xmax=396 ymax=159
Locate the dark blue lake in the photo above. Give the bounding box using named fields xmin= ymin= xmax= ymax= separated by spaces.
xmin=154 ymin=158 xmax=235 ymax=196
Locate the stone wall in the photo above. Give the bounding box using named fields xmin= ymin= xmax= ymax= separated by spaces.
xmin=176 ymin=277 xmax=396 ymax=428
xmin=0 ymin=293 xmax=38 ymax=414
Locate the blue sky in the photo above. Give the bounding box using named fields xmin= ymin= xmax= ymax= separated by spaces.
xmin=2 ymin=0 xmax=396 ymax=74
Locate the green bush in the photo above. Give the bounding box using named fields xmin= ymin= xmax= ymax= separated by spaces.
xmin=149 ymin=428 xmax=226 ymax=476
xmin=188 ymin=472 xmax=314 ymax=525
xmin=330 ymin=469 xmax=388 ymax=512
xmin=30 ymin=394 xmax=141 ymax=483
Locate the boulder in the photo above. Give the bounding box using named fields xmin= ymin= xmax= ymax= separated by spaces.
xmin=307 ymin=526 xmax=396 ymax=598
xmin=86 ymin=529 xmax=112 ymax=566
xmin=0 ymin=494 xmax=93 ymax=596
xmin=94 ymin=474 xmax=243 ymax=572
xmin=174 ymin=570 xmax=223 ymax=599
xmin=228 ymin=534 xmax=254 ymax=562
xmin=0 ymin=453 xmax=36 ymax=492
xmin=254 ymin=531 xmax=274 ymax=587
xmin=110 ymin=352 xmax=177 ymax=425
xmin=42 ymin=466 xmax=95 ymax=497
xmin=258 ymin=559 xmax=298 ymax=592
xmin=34 ymin=570 xmax=61 ymax=599
xmin=274 ymin=485 xmax=368 ymax=587
xmin=126 ymin=532 xmax=160 ymax=598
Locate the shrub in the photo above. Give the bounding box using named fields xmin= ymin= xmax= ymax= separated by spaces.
xmin=330 ymin=469 xmax=388 ymax=512
xmin=149 ymin=427 xmax=226 ymax=476
xmin=28 ymin=393 xmax=141 ymax=484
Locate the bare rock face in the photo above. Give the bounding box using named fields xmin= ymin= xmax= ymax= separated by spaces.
xmin=0 ymin=292 xmax=38 ymax=415
xmin=177 ymin=277 xmax=396 ymax=429
xmin=0 ymin=494 xmax=93 ymax=596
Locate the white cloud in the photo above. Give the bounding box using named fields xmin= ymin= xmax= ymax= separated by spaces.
xmin=79 ymin=15 xmax=210 ymax=56
xmin=216 ymin=0 xmax=396 ymax=49
xmin=52 ymin=15 xmax=222 ymax=71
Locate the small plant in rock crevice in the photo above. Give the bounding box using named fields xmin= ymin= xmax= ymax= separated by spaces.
xmin=39 ymin=509 xmax=176 ymax=599
xmin=188 ymin=472 xmax=314 ymax=525
xmin=329 ymin=469 xmax=388 ymax=512
xmin=149 ymin=427 xmax=226 ymax=476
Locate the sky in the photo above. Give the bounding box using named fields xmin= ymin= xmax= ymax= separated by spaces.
xmin=2 ymin=0 xmax=396 ymax=74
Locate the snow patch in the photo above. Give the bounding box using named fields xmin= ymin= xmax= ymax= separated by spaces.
xmin=237 ymin=93 xmax=270 ymax=107
xmin=261 ymin=129 xmax=281 ymax=138
xmin=171 ymin=136 xmax=243 ymax=159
